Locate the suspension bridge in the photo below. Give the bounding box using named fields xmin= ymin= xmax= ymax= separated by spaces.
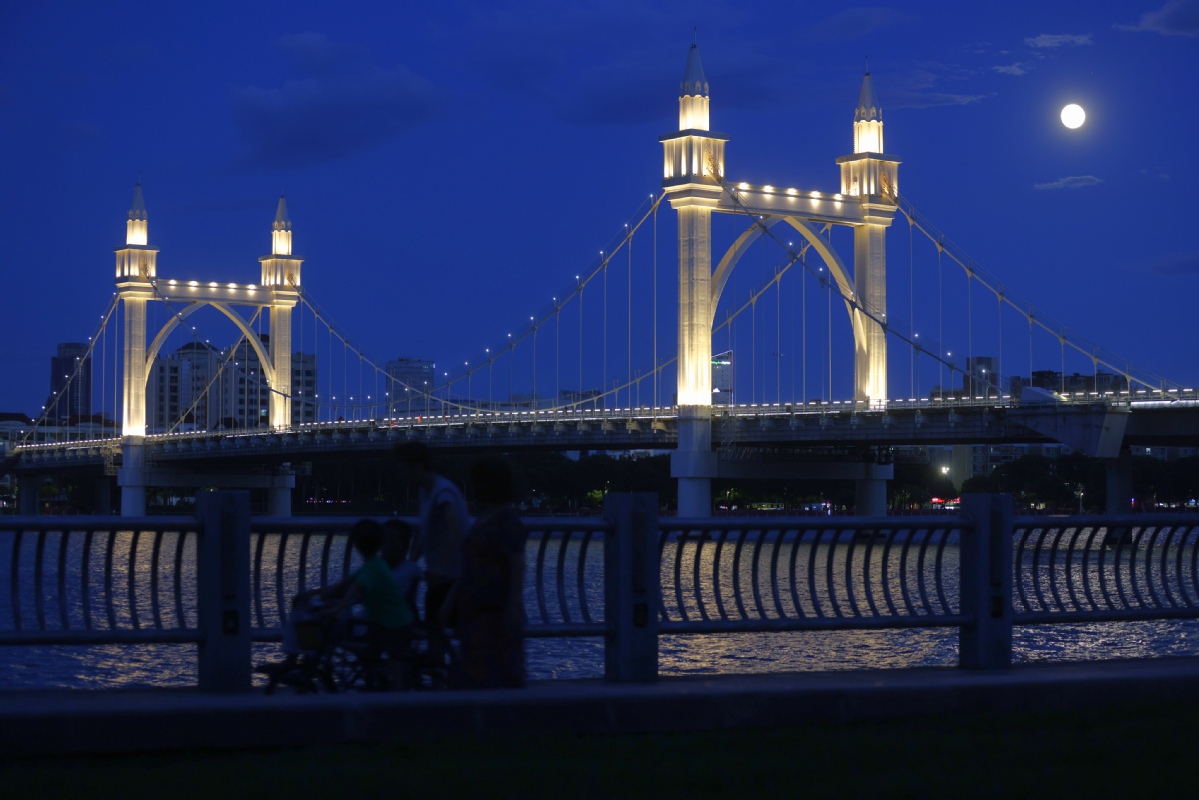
xmin=6 ymin=43 xmax=1198 ymax=517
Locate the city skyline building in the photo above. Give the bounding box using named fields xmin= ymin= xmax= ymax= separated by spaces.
xmin=46 ymin=342 xmax=92 ymax=423
xmin=386 ymin=356 xmax=435 ymax=415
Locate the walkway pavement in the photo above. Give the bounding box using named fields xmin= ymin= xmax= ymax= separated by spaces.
xmin=3 ymin=658 xmax=1199 ymax=757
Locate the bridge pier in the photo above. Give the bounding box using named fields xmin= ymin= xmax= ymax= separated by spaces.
xmin=93 ymin=477 xmax=114 ymax=516
xmin=855 ymin=465 xmax=890 ymax=517
xmin=267 ymin=464 xmax=293 ymax=517
xmin=1105 ymin=448 xmax=1134 ymax=515
xmin=18 ymin=476 xmax=39 ymax=515
xmin=118 ymin=436 xmax=147 ymax=517
xmin=673 ymin=405 xmax=718 ymax=516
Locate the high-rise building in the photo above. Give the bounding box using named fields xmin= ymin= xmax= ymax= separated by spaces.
xmin=220 ymin=334 xmax=317 ymax=428
xmin=47 ymin=342 xmax=92 ymax=423
xmin=386 ymin=357 xmax=435 ymax=415
xmin=712 ymin=350 xmax=733 ymax=405
xmin=145 ymin=337 xmax=317 ymax=431
xmin=146 ymin=341 xmax=221 ymax=432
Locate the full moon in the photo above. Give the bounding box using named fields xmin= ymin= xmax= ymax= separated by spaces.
xmin=1061 ymin=103 xmax=1086 ymax=129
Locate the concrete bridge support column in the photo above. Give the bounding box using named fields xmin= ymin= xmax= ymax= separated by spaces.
xmin=118 ymin=437 xmax=147 ymax=517
xmin=18 ymin=477 xmax=39 ymax=515
xmin=854 ymin=462 xmax=892 ymax=517
xmin=267 ymin=464 xmax=295 ymax=517
xmin=1105 ymin=448 xmax=1133 ymax=515
xmin=93 ymin=477 xmax=114 ymax=516
xmin=672 ymin=405 xmax=717 ymax=516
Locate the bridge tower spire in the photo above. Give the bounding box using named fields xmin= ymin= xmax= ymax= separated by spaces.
xmin=836 ymin=69 xmax=900 ymax=407
xmin=661 ymin=42 xmax=729 ymax=516
xmin=259 ymin=194 xmax=303 ymax=429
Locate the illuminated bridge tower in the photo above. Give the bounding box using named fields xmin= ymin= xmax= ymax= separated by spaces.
xmin=836 ymin=70 xmax=899 ymax=406
xmin=660 ymin=43 xmax=727 ymax=517
xmin=114 ymin=188 xmax=299 ymax=516
xmin=662 ymin=48 xmax=900 ymax=516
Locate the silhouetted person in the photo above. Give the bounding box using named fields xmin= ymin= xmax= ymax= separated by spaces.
xmin=395 ymin=441 xmax=469 ymax=662
xmin=443 ymin=455 xmax=526 ymax=689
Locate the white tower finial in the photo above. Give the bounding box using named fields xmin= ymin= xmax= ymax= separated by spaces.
xmin=272 ymin=194 xmax=292 ymax=256
xmin=853 ymin=70 xmax=883 ymax=154
xmin=126 ymin=182 xmax=148 ymax=246
xmin=679 ymin=42 xmax=710 ymax=130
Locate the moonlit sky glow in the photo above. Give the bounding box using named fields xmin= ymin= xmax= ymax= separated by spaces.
xmin=1 ymin=1 xmax=1198 ymax=415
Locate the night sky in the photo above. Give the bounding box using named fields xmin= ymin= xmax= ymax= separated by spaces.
xmin=2 ymin=1 xmax=1197 ymax=419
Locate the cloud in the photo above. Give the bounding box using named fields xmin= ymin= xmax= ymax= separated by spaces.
xmin=1115 ymin=0 xmax=1199 ymax=36
xmin=993 ymin=62 xmax=1028 ymax=76
xmin=1033 ymin=175 xmax=1103 ymax=190
xmin=231 ymin=34 xmax=439 ymax=170
xmin=806 ymin=7 xmax=912 ymax=40
xmin=1140 ymin=167 xmax=1171 ymax=181
xmin=1024 ymin=33 xmax=1093 ymax=48
xmin=886 ymin=65 xmax=989 ymax=109
xmin=1146 ymin=253 xmax=1199 ymax=275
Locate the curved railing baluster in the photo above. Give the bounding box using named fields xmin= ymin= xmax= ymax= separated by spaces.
xmin=81 ymin=529 xmax=94 ymax=631
xmin=534 ymin=529 xmax=552 ymax=625
xmin=1030 ymin=527 xmax=1050 ymax=613
xmin=787 ymin=528 xmax=803 ymax=618
xmin=1189 ymin=526 xmax=1199 ymax=607
xmin=673 ymin=528 xmax=687 ymax=623
xmin=729 ymin=529 xmax=748 ymax=621
xmin=1014 ymin=526 xmax=1033 ymax=613
xmin=150 ymin=530 xmax=164 ymax=629
xmin=750 ymin=528 xmax=767 ymax=620
xmin=880 ymin=528 xmax=900 ymax=617
xmin=57 ymin=530 xmax=70 ymax=632
xmin=768 ymin=528 xmax=785 ymax=619
xmin=1079 ymin=526 xmax=1099 ymax=612
xmin=692 ymin=531 xmax=709 ymax=622
xmin=252 ymin=530 xmax=267 ymax=628
xmin=577 ymin=529 xmax=596 ymax=625
xmin=103 ymin=530 xmax=117 ymax=630
xmin=555 ymin=527 xmax=571 ymax=624
xmin=174 ymin=531 xmax=187 ymax=629
xmin=844 ymin=527 xmax=861 ymax=617
xmin=915 ymin=528 xmax=934 ymax=615
xmin=127 ymin=529 xmax=141 ymax=630
xmin=33 ymin=529 xmax=46 ymax=632
xmin=807 ymin=528 xmax=824 ymax=618
xmin=897 ymin=526 xmax=916 ymax=616
xmin=862 ymin=526 xmax=880 ymax=617
xmin=934 ymin=528 xmax=952 ymax=614
xmin=1129 ymin=528 xmax=1150 ymax=610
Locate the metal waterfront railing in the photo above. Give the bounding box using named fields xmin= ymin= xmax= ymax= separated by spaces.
xmin=656 ymin=518 xmax=966 ymax=634
xmin=3 ymin=494 xmax=1199 ymax=689
xmin=1011 ymin=516 xmax=1199 ymax=624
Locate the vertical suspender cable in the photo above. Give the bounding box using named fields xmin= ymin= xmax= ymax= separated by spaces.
xmin=909 ymin=216 xmax=915 ymax=397
xmin=653 ymin=196 xmax=658 ymax=409
xmin=627 ymin=227 xmax=632 ymax=409
xmin=938 ymin=242 xmax=944 ymax=396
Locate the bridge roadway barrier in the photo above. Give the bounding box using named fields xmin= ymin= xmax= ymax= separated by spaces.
xmin=3 ymin=493 xmax=1199 ymax=688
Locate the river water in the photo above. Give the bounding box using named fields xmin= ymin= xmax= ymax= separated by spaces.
xmin=2 ymin=535 xmax=1198 ymax=690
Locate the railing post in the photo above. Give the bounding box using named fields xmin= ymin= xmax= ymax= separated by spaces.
xmin=603 ymin=492 xmax=660 ymax=682
xmin=196 ymin=490 xmax=252 ymax=691
xmin=959 ymin=493 xmax=1013 ymax=669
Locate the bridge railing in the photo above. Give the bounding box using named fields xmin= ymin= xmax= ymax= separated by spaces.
xmin=4 ymin=493 xmax=1199 ymax=689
